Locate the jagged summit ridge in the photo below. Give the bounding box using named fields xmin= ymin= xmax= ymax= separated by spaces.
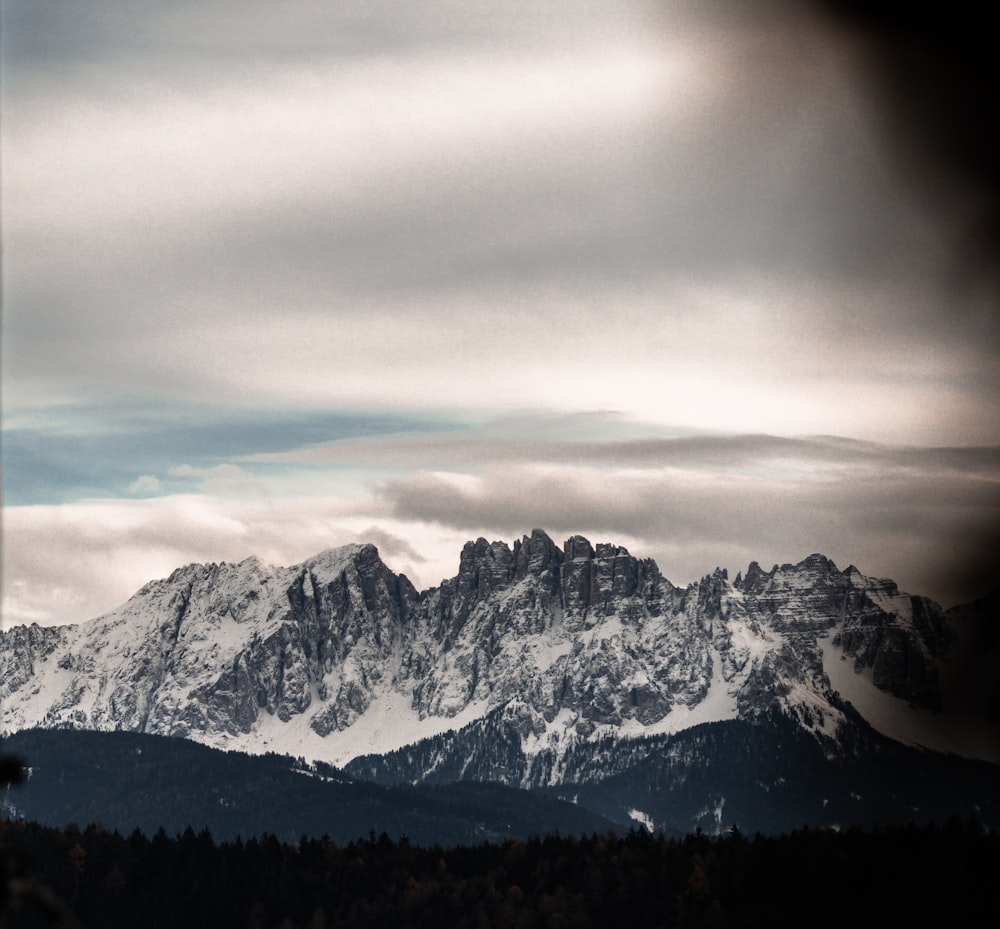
xmin=1 ymin=530 xmax=994 ymax=772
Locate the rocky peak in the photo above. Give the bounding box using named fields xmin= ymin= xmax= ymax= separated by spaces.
xmin=432 ymin=537 xmax=521 ymax=637
xmin=563 ymin=535 xmax=595 ymax=560
xmin=3 ymin=532 xmax=986 ymax=773
xmin=555 ymin=535 xmax=669 ymax=618
xmin=512 ymin=529 xmax=563 ymax=581
xmin=799 ymin=553 xmax=839 ymax=572
xmin=733 ymin=560 xmax=773 ymax=595
xmin=458 ymin=537 xmax=516 ymax=592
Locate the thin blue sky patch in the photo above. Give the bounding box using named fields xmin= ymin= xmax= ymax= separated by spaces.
xmin=1 ymin=403 xmax=460 ymax=505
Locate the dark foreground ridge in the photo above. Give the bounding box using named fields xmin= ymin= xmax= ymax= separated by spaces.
xmin=8 ymin=719 xmax=1000 ymax=846
xmin=1 ymin=729 xmax=616 ymax=847
xmin=3 ymin=816 xmax=998 ymax=928
xmin=7 ymin=718 xmax=1000 ymax=846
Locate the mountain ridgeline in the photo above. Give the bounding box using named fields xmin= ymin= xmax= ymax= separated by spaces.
xmin=2 ymin=530 xmax=998 ymax=836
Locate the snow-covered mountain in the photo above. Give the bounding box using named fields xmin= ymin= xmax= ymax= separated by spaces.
xmin=3 ymin=530 xmax=996 ymax=782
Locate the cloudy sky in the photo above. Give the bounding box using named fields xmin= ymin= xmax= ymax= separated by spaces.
xmin=2 ymin=0 xmax=998 ymax=628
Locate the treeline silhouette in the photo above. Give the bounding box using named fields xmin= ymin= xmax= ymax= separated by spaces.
xmin=2 ymin=817 xmax=997 ymax=928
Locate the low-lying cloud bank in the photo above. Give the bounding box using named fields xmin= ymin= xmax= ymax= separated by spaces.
xmin=5 ymin=432 xmax=997 ymax=627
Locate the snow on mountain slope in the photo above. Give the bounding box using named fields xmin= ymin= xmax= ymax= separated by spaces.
xmin=2 ymin=531 xmax=996 ymax=772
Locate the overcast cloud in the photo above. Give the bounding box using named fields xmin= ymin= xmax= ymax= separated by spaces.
xmin=2 ymin=1 xmax=997 ymax=627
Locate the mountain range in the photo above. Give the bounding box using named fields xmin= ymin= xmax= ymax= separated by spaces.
xmin=2 ymin=530 xmax=998 ymax=836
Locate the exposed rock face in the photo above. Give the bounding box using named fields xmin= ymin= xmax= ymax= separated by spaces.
xmin=407 ymin=530 xmax=694 ymax=730
xmin=828 ymin=570 xmax=951 ymax=709
xmin=1 ymin=531 xmax=989 ymax=775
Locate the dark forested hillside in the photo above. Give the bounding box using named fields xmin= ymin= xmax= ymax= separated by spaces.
xmin=0 ymin=729 xmax=617 ymax=846
xmin=2 ymin=817 xmax=998 ymax=928
xmin=8 ymin=713 xmax=1000 ymax=850
xmin=348 ymin=710 xmax=1000 ymax=836
xmin=3 ymin=729 xmax=998 ymax=927
xmin=547 ymin=712 xmax=1000 ymax=836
